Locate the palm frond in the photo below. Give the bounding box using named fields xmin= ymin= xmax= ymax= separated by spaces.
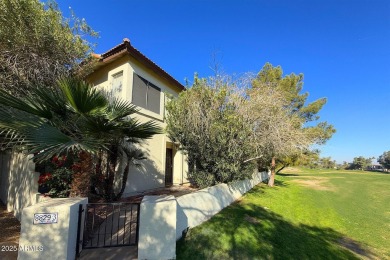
xmin=58 ymin=78 xmax=108 ymax=115
xmin=29 ymin=86 xmax=67 ymax=118
xmin=123 ymin=120 xmax=162 ymax=142
xmin=0 ymin=88 xmax=54 ymax=119
xmin=0 ymin=108 xmax=100 ymax=162
xmin=0 ymin=78 xmax=161 ymax=163
xmin=81 ymin=116 xmax=120 ymax=139
xmin=105 ymin=97 xmax=138 ymax=121
xmin=119 ymin=143 xmax=146 ymax=169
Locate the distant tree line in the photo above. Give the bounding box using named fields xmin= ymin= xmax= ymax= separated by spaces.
xmin=299 ymin=151 xmax=390 ymax=172
xmin=344 ymin=152 xmax=389 ymax=171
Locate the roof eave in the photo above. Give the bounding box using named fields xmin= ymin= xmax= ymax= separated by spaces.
xmin=93 ymin=39 xmax=186 ymax=91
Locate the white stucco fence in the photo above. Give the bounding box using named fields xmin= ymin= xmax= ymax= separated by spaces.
xmin=176 ymin=170 xmax=269 ymax=240
xmin=138 ymin=195 xmax=177 ymax=260
xmin=138 ymin=171 xmax=269 ymax=259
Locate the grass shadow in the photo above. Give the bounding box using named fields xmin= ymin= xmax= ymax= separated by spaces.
xmin=277 ymin=173 xmax=300 ymax=177
xmin=274 ymin=179 xmax=289 ymax=187
xmin=177 ymin=200 xmax=374 ymax=260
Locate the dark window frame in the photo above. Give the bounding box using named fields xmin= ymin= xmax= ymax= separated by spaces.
xmin=132 ymin=73 xmax=161 ymax=114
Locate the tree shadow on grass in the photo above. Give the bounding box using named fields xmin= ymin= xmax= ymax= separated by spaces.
xmin=261 ymin=178 xmax=289 ymax=188
xmin=276 ymin=173 xmax=300 ymax=177
xmin=273 ymin=179 xmax=288 ymax=187
xmin=177 ymin=200 xmax=375 ymax=260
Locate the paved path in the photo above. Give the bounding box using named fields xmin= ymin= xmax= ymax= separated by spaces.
xmin=79 ymin=246 xmax=137 ymax=260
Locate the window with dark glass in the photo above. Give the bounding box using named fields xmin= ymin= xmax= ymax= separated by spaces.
xmin=132 ymin=73 xmax=161 ymax=114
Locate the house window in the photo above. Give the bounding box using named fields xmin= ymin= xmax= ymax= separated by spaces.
xmin=132 ymin=73 xmax=161 ymax=114
xmin=111 ymin=71 xmax=123 ymax=99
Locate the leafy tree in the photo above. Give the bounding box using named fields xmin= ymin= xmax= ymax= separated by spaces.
xmin=378 ymin=151 xmax=390 ymax=169
xmin=319 ymin=157 xmax=336 ymax=169
xmin=166 ymin=76 xmax=255 ymax=188
xmin=0 ymin=0 xmax=97 ymax=96
xmin=296 ymin=149 xmax=321 ymax=169
xmin=166 ymin=63 xmax=335 ymax=188
xmin=0 ymin=78 xmax=161 ymax=200
xmin=248 ymin=63 xmax=335 ymax=186
xmin=296 ymin=152 xmax=337 ymax=170
xmin=240 ymin=82 xmax=310 ymax=186
xmin=349 ymin=156 xmax=373 ymax=170
xmin=338 ymin=161 xmax=350 ymax=170
xmin=275 ymin=153 xmax=301 ymax=174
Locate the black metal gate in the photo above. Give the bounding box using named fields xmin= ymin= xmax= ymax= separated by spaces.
xmin=77 ymin=202 xmax=140 ymax=251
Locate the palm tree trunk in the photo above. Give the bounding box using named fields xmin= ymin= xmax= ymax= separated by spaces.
xmin=268 ymin=156 xmax=276 ymax=187
xmin=104 ymin=145 xmax=118 ymax=201
xmin=69 ymin=151 xmax=92 ymax=197
xmin=113 ymin=160 xmax=130 ymax=201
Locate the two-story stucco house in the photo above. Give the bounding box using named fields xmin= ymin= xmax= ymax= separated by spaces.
xmin=86 ymin=38 xmax=189 ymax=196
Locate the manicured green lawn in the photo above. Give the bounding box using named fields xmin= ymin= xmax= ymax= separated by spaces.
xmin=176 ymin=168 xmax=390 ymax=259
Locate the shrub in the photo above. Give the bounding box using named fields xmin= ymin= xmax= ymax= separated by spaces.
xmin=37 ymin=155 xmax=74 ymax=197
xmin=188 ymin=170 xmax=216 ymax=189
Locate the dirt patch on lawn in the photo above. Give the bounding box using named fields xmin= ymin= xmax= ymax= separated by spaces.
xmin=338 ymin=237 xmax=376 ymax=259
xmin=281 ymin=167 xmax=302 ymax=173
xmin=291 ymin=178 xmax=335 ymax=191
xmin=244 ymin=215 xmax=261 ymax=224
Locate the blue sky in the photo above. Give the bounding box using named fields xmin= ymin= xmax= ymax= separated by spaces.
xmin=57 ymin=0 xmax=390 ymax=163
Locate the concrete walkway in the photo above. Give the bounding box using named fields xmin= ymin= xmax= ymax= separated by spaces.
xmin=79 ymin=246 xmax=137 ymax=260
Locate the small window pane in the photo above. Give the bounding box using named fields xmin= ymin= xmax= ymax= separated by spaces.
xmin=111 ymin=72 xmax=123 ymax=99
xmin=132 ymin=74 xmax=147 ymax=109
xmin=147 ymin=84 xmax=161 ymax=114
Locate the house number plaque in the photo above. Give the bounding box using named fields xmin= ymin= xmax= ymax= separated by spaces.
xmin=33 ymin=213 xmax=58 ymax=224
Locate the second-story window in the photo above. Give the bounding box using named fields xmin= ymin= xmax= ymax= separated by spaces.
xmin=111 ymin=71 xmax=123 ymax=99
xmin=132 ymin=73 xmax=161 ymax=114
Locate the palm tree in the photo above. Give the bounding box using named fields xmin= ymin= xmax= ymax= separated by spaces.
xmin=0 ymin=78 xmax=161 ymax=200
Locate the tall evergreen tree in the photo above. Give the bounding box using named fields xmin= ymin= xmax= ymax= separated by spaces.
xmin=250 ymin=63 xmax=335 ymax=186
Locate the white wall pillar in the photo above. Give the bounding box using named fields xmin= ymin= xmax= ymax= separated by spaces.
xmin=18 ymin=198 xmax=87 ymax=260
xmin=138 ymin=195 xmax=176 ymax=260
xmin=0 ymin=151 xmax=39 ymax=220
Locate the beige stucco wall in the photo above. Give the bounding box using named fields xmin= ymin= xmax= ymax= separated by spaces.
xmin=18 ymin=198 xmax=88 ymax=260
xmin=176 ymin=171 xmax=270 ymax=240
xmin=138 ymin=195 xmax=177 ymax=260
xmin=87 ymin=56 xmax=188 ymax=195
xmin=0 ymin=150 xmax=39 ymax=220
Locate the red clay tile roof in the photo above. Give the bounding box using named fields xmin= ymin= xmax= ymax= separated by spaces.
xmin=93 ymin=38 xmax=185 ymax=91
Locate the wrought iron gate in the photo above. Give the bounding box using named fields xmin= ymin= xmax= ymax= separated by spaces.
xmin=77 ymin=202 xmax=140 ymax=251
